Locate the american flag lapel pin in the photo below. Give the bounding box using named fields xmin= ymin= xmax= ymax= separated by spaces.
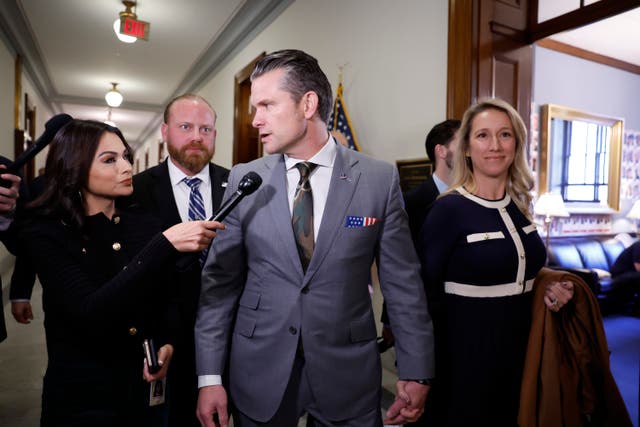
xmin=339 ymin=172 xmax=351 ymax=182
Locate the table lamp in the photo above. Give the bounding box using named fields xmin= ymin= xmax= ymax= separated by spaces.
xmin=534 ymin=192 xmax=570 ymax=261
xmin=626 ymin=200 xmax=640 ymax=234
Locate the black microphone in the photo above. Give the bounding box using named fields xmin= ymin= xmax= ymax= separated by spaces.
xmin=209 ymin=171 xmax=262 ymax=222
xmin=1 ymin=113 xmax=73 ymax=185
xmin=175 ymin=172 xmax=262 ymax=271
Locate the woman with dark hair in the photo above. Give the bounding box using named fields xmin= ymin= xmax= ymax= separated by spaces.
xmin=418 ymin=98 xmax=574 ymax=426
xmin=20 ymin=119 xmax=222 ymax=426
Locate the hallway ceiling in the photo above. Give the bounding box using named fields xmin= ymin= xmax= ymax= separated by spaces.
xmin=0 ymin=1 xmax=637 ymax=150
xmin=0 ymin=0 xmax=291 ymax=147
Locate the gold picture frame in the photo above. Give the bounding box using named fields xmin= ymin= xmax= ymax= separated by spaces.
xmin=396 ymin=158 xmax=433 ymax=193
xmin=539 ymin=104 xmax=623 ymax=211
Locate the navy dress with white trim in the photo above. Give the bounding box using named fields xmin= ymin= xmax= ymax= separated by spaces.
xmin=419 ymin=187 xmax=546 ymax=427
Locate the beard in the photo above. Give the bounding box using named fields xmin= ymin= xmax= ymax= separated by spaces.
xmin=445 ymin=149 xmax=454 ymax=170
xmin=167 ymin=142 xmax=214 ymax=174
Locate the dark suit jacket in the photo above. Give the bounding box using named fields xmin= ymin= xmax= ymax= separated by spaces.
xmin=9 ymin=175 xmax=45 ymax=304
xmin=124 ymin=159 xmax=229 ymax=425
xmin=0 ymin=155 xmax=19 ymax=343
xmin=403 ymin=175 xmax=440 ymax=244
xmin=127 ymin=160 xmax=229 ymax=330
xmin=0 ymin=223 xmax=13 ymax=342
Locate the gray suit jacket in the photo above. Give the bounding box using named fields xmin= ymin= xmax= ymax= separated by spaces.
xmin=195 ymin=143 xmax=434 ymax=422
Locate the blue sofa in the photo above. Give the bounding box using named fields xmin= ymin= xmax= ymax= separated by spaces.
xmin=547 ymin=235 xmax=638 ymax=307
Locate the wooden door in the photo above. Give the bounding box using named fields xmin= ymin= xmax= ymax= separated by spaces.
xmin=14 ymin=93 xmax=36 ymax=185
xmin=233 ymin=53 xmax=265 ymax=165
xmin=447 ymin=0 xmax=532 ymax=129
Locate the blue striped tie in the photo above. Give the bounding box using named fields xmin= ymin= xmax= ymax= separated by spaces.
xmin=184 ymin=177 xmax=208 ymax=266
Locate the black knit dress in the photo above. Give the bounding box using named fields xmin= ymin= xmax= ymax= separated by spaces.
xmin=22 ymin=210 xmax=179 ymax=427
xmin=418 ymin=188 xmax=546 ymax=427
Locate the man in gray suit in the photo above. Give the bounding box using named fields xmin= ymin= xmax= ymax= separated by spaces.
xmin=195 ymin=49 xmax=434 ymax=427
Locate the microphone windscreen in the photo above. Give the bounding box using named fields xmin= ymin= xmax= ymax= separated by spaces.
xmin=238 ymin=172 xmax=262 ymax=195
xmin=5 ymin=113 xmax=74 ymax=176
xmin=38 ymin=114 xmax=73 ymax=147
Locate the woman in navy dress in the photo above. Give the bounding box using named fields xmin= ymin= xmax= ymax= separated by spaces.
xmin=418 ymin=98 xmax=574 ymax=426
xmin=20 ymin=120 xmax=222 ymax=426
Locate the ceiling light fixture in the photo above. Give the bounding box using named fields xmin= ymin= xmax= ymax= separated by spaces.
xmin=105 ymin=82 xmax=123 ymax=107
xmin=104 ymin=108 xmax=117 ymax=127
xmin=113 ymin=0 xmax=137 ymax=44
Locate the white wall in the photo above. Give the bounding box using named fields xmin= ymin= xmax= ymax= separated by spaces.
xmin=534 ymin=46 xmax=640 ymax=130
xmin=196 ymin=0 xmax=449 ymax=169
xmin=0 ymin=42 xmax=55 ymax=275
xmin=533 ymin=45 xmax=640 ymax=232
xmin=0 ymin=36 xmax=53 ymax=173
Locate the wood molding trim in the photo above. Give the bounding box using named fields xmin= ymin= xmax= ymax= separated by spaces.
xmin=537 ymin=38 xmax=640 ymax=75
xmin=489 ymin=21 xmax=528 ymax=43
xmin=14 ymin=54 xmax=21 ymax=130
xmin=233 ymin=52 xmax=265 ymax=165
xmin=446 ymin=0 xmax=474 ymax=120
xmin=530 ymin=0 xmax=640 ymax=42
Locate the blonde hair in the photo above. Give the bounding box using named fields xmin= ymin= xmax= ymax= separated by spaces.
xmin=448 ymin=98 xmax=534 ymax=219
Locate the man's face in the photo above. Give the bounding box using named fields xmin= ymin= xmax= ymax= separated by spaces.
xmin=162 ymin=98 xmax=216 ymax=175
xmin=250 ymin=68 xmax=308 ymax=157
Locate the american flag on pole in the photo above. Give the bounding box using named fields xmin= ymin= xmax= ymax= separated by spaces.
xmin=327 ymin=83 xmax=360 ymax=151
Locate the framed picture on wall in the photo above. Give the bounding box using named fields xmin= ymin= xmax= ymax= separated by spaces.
xmin=396 ymin=158 xmax=432 ymax=193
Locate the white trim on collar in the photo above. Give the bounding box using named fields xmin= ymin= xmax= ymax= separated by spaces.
xmin=457 ymin=186 xmax=511 ymax=209
xmin=167 ymin=158 xmax=210 ymax=188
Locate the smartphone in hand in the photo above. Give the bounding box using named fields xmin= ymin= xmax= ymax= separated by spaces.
xmin=143 ymin=338 xmax=160 ymax=374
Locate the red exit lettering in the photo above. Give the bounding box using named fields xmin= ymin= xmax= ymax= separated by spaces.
xmin=121 ymin=18 xmax=149 ymax=40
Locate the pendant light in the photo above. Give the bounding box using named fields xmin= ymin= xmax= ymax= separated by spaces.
xmin=105 ymin=82 xmax=123 ymax=108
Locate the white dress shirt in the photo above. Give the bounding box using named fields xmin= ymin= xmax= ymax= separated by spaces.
xmin=432 ymin=172 xmax=449 ymax=195
xmin=167 ymin=158 xmax=213 ymax=221
xmin=284 ymin=136 xmax=336 ymax=241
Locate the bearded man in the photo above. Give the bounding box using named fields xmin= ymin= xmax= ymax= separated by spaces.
xmin=128 ymin=93 xmax=229 ymax=427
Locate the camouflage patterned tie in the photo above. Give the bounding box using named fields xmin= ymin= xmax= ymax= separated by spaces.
xmin=292 ymin=162 xmax=317 ymax=272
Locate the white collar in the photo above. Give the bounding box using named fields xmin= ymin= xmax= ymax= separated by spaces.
xmin=284 ymin=136 xmax=337 ymax=170
xmin=457 ymin=186 xmax=511 ymax=209
xmin=167 ymin=157 xmax=210 ymax=187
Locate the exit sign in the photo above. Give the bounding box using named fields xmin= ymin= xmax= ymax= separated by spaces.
xmin=119 ymin=17 xmax=150 ymax=41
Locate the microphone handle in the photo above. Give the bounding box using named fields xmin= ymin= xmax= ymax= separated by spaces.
xmin=5 ymin=141 xmax=45 ymax=175
xmin=1 ymin=137 xmax=49 ymax=187
xmin=209 ymin=190 xmax=244 ymax=222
